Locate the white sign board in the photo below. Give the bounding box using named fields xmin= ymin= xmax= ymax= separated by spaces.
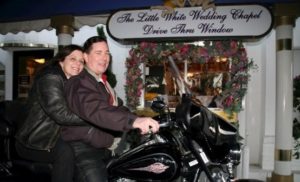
xmin=107 ymin=4 xmax=273 ymax=42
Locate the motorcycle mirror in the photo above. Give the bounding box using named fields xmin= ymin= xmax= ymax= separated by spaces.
xmin=151 ymin=98 xmax=166 ymax=113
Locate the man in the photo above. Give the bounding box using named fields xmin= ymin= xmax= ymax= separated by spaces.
xmin=62 ymin=36 xmax=160 ymax=182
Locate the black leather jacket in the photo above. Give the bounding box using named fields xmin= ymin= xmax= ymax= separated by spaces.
xmin=15 ymin=64 xmax=86 ymax=151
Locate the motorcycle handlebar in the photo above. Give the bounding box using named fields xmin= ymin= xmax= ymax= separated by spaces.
xmin=142 ymin=122 xmax=170 ymax=136
xmin=159 ymin=122 xmax=169 ymax=128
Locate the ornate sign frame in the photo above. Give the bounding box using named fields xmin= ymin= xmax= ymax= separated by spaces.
xmin=107 ymin=4 xmax=273 ymax=42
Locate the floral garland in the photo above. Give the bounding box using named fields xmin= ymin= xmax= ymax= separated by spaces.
xmin=293 ymin=75 xmax=300 ymax=159
xmin=125 ymin=40 xmax=256 ymax=115
xmin=294 ymin=75 xmax=300 ymax=113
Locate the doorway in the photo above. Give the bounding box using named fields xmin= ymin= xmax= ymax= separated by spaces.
xmin=13 ymin=50 xmax=54 ymax=100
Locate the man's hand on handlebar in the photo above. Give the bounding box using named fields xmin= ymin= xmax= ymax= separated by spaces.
xmin=132 ymin=117 xmax=160 ymax=135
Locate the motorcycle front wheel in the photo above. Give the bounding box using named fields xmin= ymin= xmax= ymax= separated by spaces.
xmin=197 ymin=165 xmax=230 ymax=182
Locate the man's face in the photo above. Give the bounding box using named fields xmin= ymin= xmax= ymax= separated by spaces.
xmin=84 ymin=41 xmax=110 ymax=76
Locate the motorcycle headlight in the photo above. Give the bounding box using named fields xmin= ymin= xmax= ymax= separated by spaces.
xmin=228 ymin=144 xmax=241 ymax=165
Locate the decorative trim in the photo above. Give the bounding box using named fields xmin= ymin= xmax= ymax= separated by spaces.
xmin=276 ymin=39 xmax=292 ymax=51
xmin=275 ymin=16 xmax=295 ymax=27
xmin=275 ymin=149 xmax=292 ymax=161
xmin=271 ymin=172 xmax=293 ymax=182
xmin=0 ymin=43 xmax=56 ymax=50
xmin=56 ymin=25 xmax=74 ymax=36
xmin=50 ymin=15 xmax=75 ymax=36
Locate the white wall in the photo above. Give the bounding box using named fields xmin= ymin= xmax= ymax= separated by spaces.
xmin=0 ymin=29 xmax=57 ymax=100
xmin=242 ymin=30 xmax=277 ymax=170
xmin=261 ymin=30 xmax=276 ymax=170
xmin=293 ymin=18 xmax=300 ymax=49
xmin=295 ymin=50 xmax=300 ymax=76
xmin=244 ymin=38 xmax=265 ymax=165
xmin=0 ymin=49 xmax=13 ymax=100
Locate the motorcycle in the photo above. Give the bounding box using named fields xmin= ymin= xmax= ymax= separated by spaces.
xmin=107 ymin=56 xmax=242 ymax=182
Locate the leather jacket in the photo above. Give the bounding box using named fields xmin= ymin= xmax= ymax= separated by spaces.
xmin=15 ymin=63 xmax=87 ymax=151
xmin=62 ymin=69 xmax=137 ymax=148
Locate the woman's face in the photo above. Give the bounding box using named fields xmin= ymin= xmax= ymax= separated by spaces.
xmin=60 ymin=50 xmax=84 ymax=79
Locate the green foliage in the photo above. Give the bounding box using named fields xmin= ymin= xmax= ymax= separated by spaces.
xmin=105 ymin=69 xmax=117 ymax=88
xmin=97 ymin=27 xmax=107 ymax=40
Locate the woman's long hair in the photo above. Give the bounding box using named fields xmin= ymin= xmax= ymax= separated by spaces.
xmin=49 ymin=45 xmax=83 ymax=66
xmin=36 ymin=44 xmax=83 ymax=75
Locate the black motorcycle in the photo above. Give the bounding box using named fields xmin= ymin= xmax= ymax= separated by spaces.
xmin=107 ymin=94 xmax=241 ymax=182
xmin=107 ymin=56 xmax=241 ymax=182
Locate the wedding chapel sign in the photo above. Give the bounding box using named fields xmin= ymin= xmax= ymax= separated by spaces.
xmin=107 ymin=4 xmax=273 ymax=42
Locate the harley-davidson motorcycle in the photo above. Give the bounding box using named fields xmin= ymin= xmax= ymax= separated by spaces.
xmin=106 ymin=56 xmax=242 ymax=182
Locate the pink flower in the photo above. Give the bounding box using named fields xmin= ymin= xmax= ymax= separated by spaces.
xmin=215 ymin=41 xmax=223 ymax=51
xmin=230 ymin=41 xmax=238 ymax=50
xmin=140 ymin=42 xmax=149 ymax=50
xmin=137 ymin=90 xmax=142 ymax=97
xmin=129 ymin=49 xmax=134 ymax=57
xmin=224 ymin=95 xmax=234 ymax=107
xmin=149 ymin=43 xmax=157 ymax=49
xmin=199 ymin=48 xmax=208 ymax=57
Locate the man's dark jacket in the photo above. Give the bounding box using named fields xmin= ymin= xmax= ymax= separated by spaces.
xmin=15 ymin=64 xmax=86 ymax=151
xmin=62 ymin=69 xmax=137 ymax=148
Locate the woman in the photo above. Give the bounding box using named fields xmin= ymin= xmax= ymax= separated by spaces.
xmin=62 ymin=36 xmax=159 ymax=182
xmin=15 ymin=45 xmax=86 ymax=182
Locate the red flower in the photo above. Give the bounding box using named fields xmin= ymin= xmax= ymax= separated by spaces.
xmin=180 ymin=44 xmax=190 ymax=55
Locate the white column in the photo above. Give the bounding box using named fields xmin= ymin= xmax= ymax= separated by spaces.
xmin=272 ymin=15 xmax=294 ymax=182
xmin=50 ymin=15 xmax=74 ymax=47
xmin=57 ymin=33 xmax=72 ymax=46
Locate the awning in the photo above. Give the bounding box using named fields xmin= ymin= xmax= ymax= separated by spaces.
xmin=0 ymin=15 xmax=109 ymax=35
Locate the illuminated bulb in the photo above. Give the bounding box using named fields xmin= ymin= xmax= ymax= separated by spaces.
xmin=34 ymin=58 xmax=45 ymax=64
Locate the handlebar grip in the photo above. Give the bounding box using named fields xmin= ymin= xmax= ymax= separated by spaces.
xmin=159 ymin=122 xmax=169 ymax=128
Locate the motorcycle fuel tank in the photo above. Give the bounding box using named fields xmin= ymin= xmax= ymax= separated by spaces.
xmin=107 ymin=136 xmax=181 ymax=181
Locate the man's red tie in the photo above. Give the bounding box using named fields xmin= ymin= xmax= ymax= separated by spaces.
xmin=101 ymin=74 xmax=114 ymax=105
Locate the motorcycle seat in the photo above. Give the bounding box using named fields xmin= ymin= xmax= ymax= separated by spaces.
xmin=0 ymin=118 xmax=13 ymax=136
xmin=0 ymin=100 xmax=52 ymax=178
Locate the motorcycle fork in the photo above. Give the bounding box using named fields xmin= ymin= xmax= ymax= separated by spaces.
xmin=186 ymin=138 xmax=215 ymax=182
